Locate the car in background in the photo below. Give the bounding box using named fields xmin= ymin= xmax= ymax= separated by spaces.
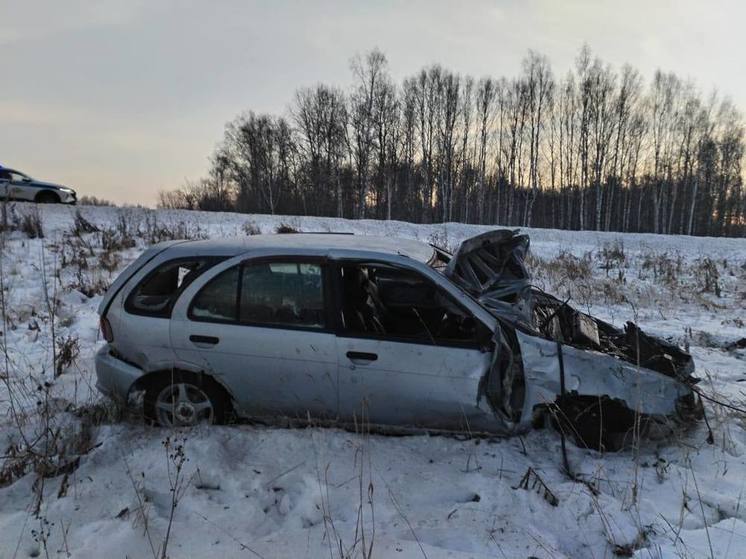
xmin=94 ymin=231 xmax=702 ymax=449
xmin=0 ymin=166 xmax=77 ymax=204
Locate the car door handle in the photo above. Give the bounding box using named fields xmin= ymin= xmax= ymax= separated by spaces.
xmin=189 ymin=334 xmax=219 ymax=346
xmin=346 ymin=351 xmax=378 ymax=362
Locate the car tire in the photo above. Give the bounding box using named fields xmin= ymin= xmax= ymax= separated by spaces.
xmin=35 ymin=191 xmax=60 ymax=204
xmin=144 ymin=371 xmax=231 ymax=427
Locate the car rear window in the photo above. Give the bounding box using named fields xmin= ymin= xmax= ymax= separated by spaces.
xmin=125 ymin=258 xmax=218 ymax=317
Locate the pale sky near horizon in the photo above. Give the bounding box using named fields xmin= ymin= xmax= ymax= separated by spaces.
xmin=1 ymin=0 xmax=744 ymax=206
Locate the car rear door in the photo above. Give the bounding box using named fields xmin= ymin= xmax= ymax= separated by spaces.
xmin=169 ymin=257 xmax=339 ymax=420
xmin=333 ymin=261 xmax=495 ymax=431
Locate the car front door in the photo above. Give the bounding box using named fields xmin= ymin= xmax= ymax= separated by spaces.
xmin=333 ymin=261 xmax=495 ymax=431
xmin=170 ymin=257 xmax=339 ymax=421
xmin=8 ymin=172 xmax=33 ymax=201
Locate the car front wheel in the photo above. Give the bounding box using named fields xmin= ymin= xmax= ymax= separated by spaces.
xmin=144 ymin=372 xmax=229 ymax=427
xmin=35 ymin=191 xmax=60 ymax=203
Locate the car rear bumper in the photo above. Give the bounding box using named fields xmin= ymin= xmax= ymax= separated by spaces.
xmin=95 ymin=345 xmax=145 ymax=401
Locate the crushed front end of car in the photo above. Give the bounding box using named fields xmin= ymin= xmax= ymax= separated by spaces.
xmin=441 ymin=229 xmax=703 ymax=449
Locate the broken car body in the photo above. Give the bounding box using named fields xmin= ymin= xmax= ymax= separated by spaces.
xmin=95 ymin=230 xmax=702 ymax=447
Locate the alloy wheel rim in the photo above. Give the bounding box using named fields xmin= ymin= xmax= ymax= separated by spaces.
xmin=155 ymin=382 xmax=214 ymax=426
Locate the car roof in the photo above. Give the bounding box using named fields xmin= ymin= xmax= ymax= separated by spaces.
xmin=161 ymin=233 xmax=436 ymax=263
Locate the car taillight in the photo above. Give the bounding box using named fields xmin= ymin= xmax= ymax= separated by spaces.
xmin=100 ymin=317 xmax=114 ymax=342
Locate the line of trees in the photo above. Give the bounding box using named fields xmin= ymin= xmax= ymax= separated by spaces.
xmin=159 ymin=46 xmax=745 ymax=237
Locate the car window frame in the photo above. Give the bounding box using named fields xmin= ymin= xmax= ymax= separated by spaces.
xmin=187 ymin=255 xmax=335 ymax=334
xmin=9 ymin=171 xmax=28 ymax=183
xmin=124 ymin=256 xmax=225 ymax=318
xmin=330 ymin=258 xmax=491 ymax=350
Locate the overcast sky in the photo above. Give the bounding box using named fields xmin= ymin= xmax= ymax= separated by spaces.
xmin=1 ymin=0 xmax=744 ymax=206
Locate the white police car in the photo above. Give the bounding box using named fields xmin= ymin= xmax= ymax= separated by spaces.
xmin=0 ymin=165 xmax=77 ymax=204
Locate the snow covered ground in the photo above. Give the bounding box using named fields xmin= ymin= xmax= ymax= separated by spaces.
xmin=1 ymin=203 xmax=745 ymax=559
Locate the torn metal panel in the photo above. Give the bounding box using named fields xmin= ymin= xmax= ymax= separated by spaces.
xmin=479 ymin=325 xmax=525 ymax=429
xmin=439 ymin=227 xmax=701 ymax=445
xmin=513 ymin=330 xmax=694 ymax=421
xmin=445 ymin=229 xmax=532 ymax=317
xmin=530 ymin=290 xmax=695 ymax=383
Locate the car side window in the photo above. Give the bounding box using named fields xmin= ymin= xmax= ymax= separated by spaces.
xmin=239 ymin=262 xmax=325 ymax=328
xmin=126 ymin=258 xmax=216 ymax=317
xmin=339 ymin=263 xmax=485 ymax=346
xmin=189 ymin=261 xmax=326 ymax=329
xmin=190 ymin=266 xmax=240 ymax=322
xmin=0 ymin=170 xmax=10 ymax=181
xmin=9 ymin=172 xmax=26 ymax=182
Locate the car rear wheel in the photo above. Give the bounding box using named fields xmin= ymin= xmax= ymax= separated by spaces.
xmin=35 ymin=191 xmax=60 ymax=204
xmin=144 ymin=372 xmax=229 ymax=427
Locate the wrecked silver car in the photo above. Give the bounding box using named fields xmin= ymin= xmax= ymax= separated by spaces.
xmin=95 ymin=230 xmax=701 ymax=448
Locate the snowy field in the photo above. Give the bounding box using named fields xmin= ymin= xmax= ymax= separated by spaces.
xmin=1 ymin=203 xmax=745 ymax=559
